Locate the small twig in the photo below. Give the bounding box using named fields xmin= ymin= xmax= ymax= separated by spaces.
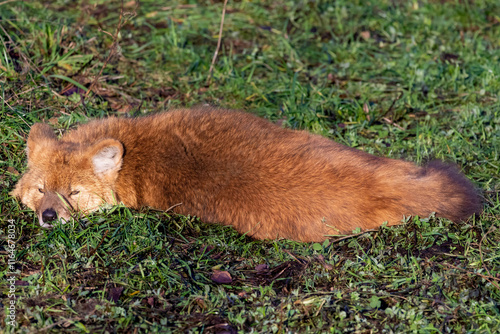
xmin=271 ymin=265 xmax=290 ymax=281
xmin=442 ymin=262 xmax=500 ymax=290
xmin=83 ymin=1 xmax=125 ymax=104
xmin=206 ymin=0 xmax=229 ymax=85
xmin=5 ymin=84 xmax=48 ymax=103
xmin=283 ymin=249 xmax=300 ymax=262
xmin=38 ymin=317 xmax=83 ymax=332
xmin=89 ymin=229 xmax=110 ymax=257
xmin=382 ymin=117 xmax=404 ymax=130
xmin=381 ymin=90 xmax=404 ymax=118
xmin=165 ymin=202 xmax=183 ymax=212
xmin=329 ymin=229 xmax=378 ymax=244
xmin=314 ymin=299 xmax=327 ymax=317
xmin=0 ymin=94 xmax=15 ymax=111
xmin=130 ymin=99 xmax=144 ymax=115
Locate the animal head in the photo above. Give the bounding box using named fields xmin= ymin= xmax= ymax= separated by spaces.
xmin=11 ymin=123 xmax=123 ymax=228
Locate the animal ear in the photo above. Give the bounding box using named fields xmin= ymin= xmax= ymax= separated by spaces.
xmin=89 ymin=139 xmax=124 ymax=180
xmin=27 ymin=123 xmax=57 ymax=161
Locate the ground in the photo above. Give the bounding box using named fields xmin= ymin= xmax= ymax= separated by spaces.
xmin=0 ymin=0 xmax=499 ymax=333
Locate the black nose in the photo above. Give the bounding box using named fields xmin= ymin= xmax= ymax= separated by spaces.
xmin=42 ymin=209 xmax=57 ymax=222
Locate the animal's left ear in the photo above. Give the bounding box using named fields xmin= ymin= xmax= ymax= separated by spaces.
xmin=88 ymin=139 xmax=124 ymax=181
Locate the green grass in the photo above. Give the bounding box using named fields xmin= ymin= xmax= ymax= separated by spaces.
xmin=1 ymin=0 xmax=499 ymax=332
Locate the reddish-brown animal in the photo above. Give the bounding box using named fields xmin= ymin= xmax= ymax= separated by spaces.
xmin=12 ymin=107 xmax=482 ymax=241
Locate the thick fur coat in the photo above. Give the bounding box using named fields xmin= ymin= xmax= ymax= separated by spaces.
xmin=12 ymin=108 xmax=482 ymax=241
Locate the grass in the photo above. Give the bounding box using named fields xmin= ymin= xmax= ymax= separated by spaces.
xmin=1 ymin=0 xmax=499 ymax=332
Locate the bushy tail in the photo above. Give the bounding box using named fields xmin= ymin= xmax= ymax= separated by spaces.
xmin=405 ymin=160 xmax=482 ymax=222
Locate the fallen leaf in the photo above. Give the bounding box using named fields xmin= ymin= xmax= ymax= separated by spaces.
xmin=360 ymin=31 xmax=371 ymax=40
xmin=211 ymin=270 xmax=232 ymax=284
xmin=108 ymin=286 xmax=124 ymax=303
xmin=255 ymin=264 xmax=269 ymax=272
xmin=7 ymin=167 xmax=19 ymax=176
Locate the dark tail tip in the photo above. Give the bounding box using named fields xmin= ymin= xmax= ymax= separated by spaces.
xmin=425 ymin=160 xmax=482 ymax=221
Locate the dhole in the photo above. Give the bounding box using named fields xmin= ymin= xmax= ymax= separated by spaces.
xmin=12 ymin=107 xmax=482 ymax=242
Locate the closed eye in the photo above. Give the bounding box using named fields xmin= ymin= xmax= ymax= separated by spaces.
xmin=38 ymin=188 xmax=45 ymax=194
xmin=70 ymin=190 xmax=80 ymax=196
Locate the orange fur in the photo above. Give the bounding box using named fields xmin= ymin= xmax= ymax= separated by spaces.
xmin=11 ymin=107 xmax=482 ymax=241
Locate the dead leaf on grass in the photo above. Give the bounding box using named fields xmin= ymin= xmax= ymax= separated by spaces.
xmin=360 ymin=31 xmax=371 ymax=40
xmin=255 ymin=264 xmax=269 ymax=272
xmin=108 ymin=286 xmax=124 ymax=303
xmin=211 ymin=270 xmax=232 ymax=284
xmin=7 ymin=167 xmax=19 ymax=176
xmin=316 ymin=255 xmax=333 ymax=271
